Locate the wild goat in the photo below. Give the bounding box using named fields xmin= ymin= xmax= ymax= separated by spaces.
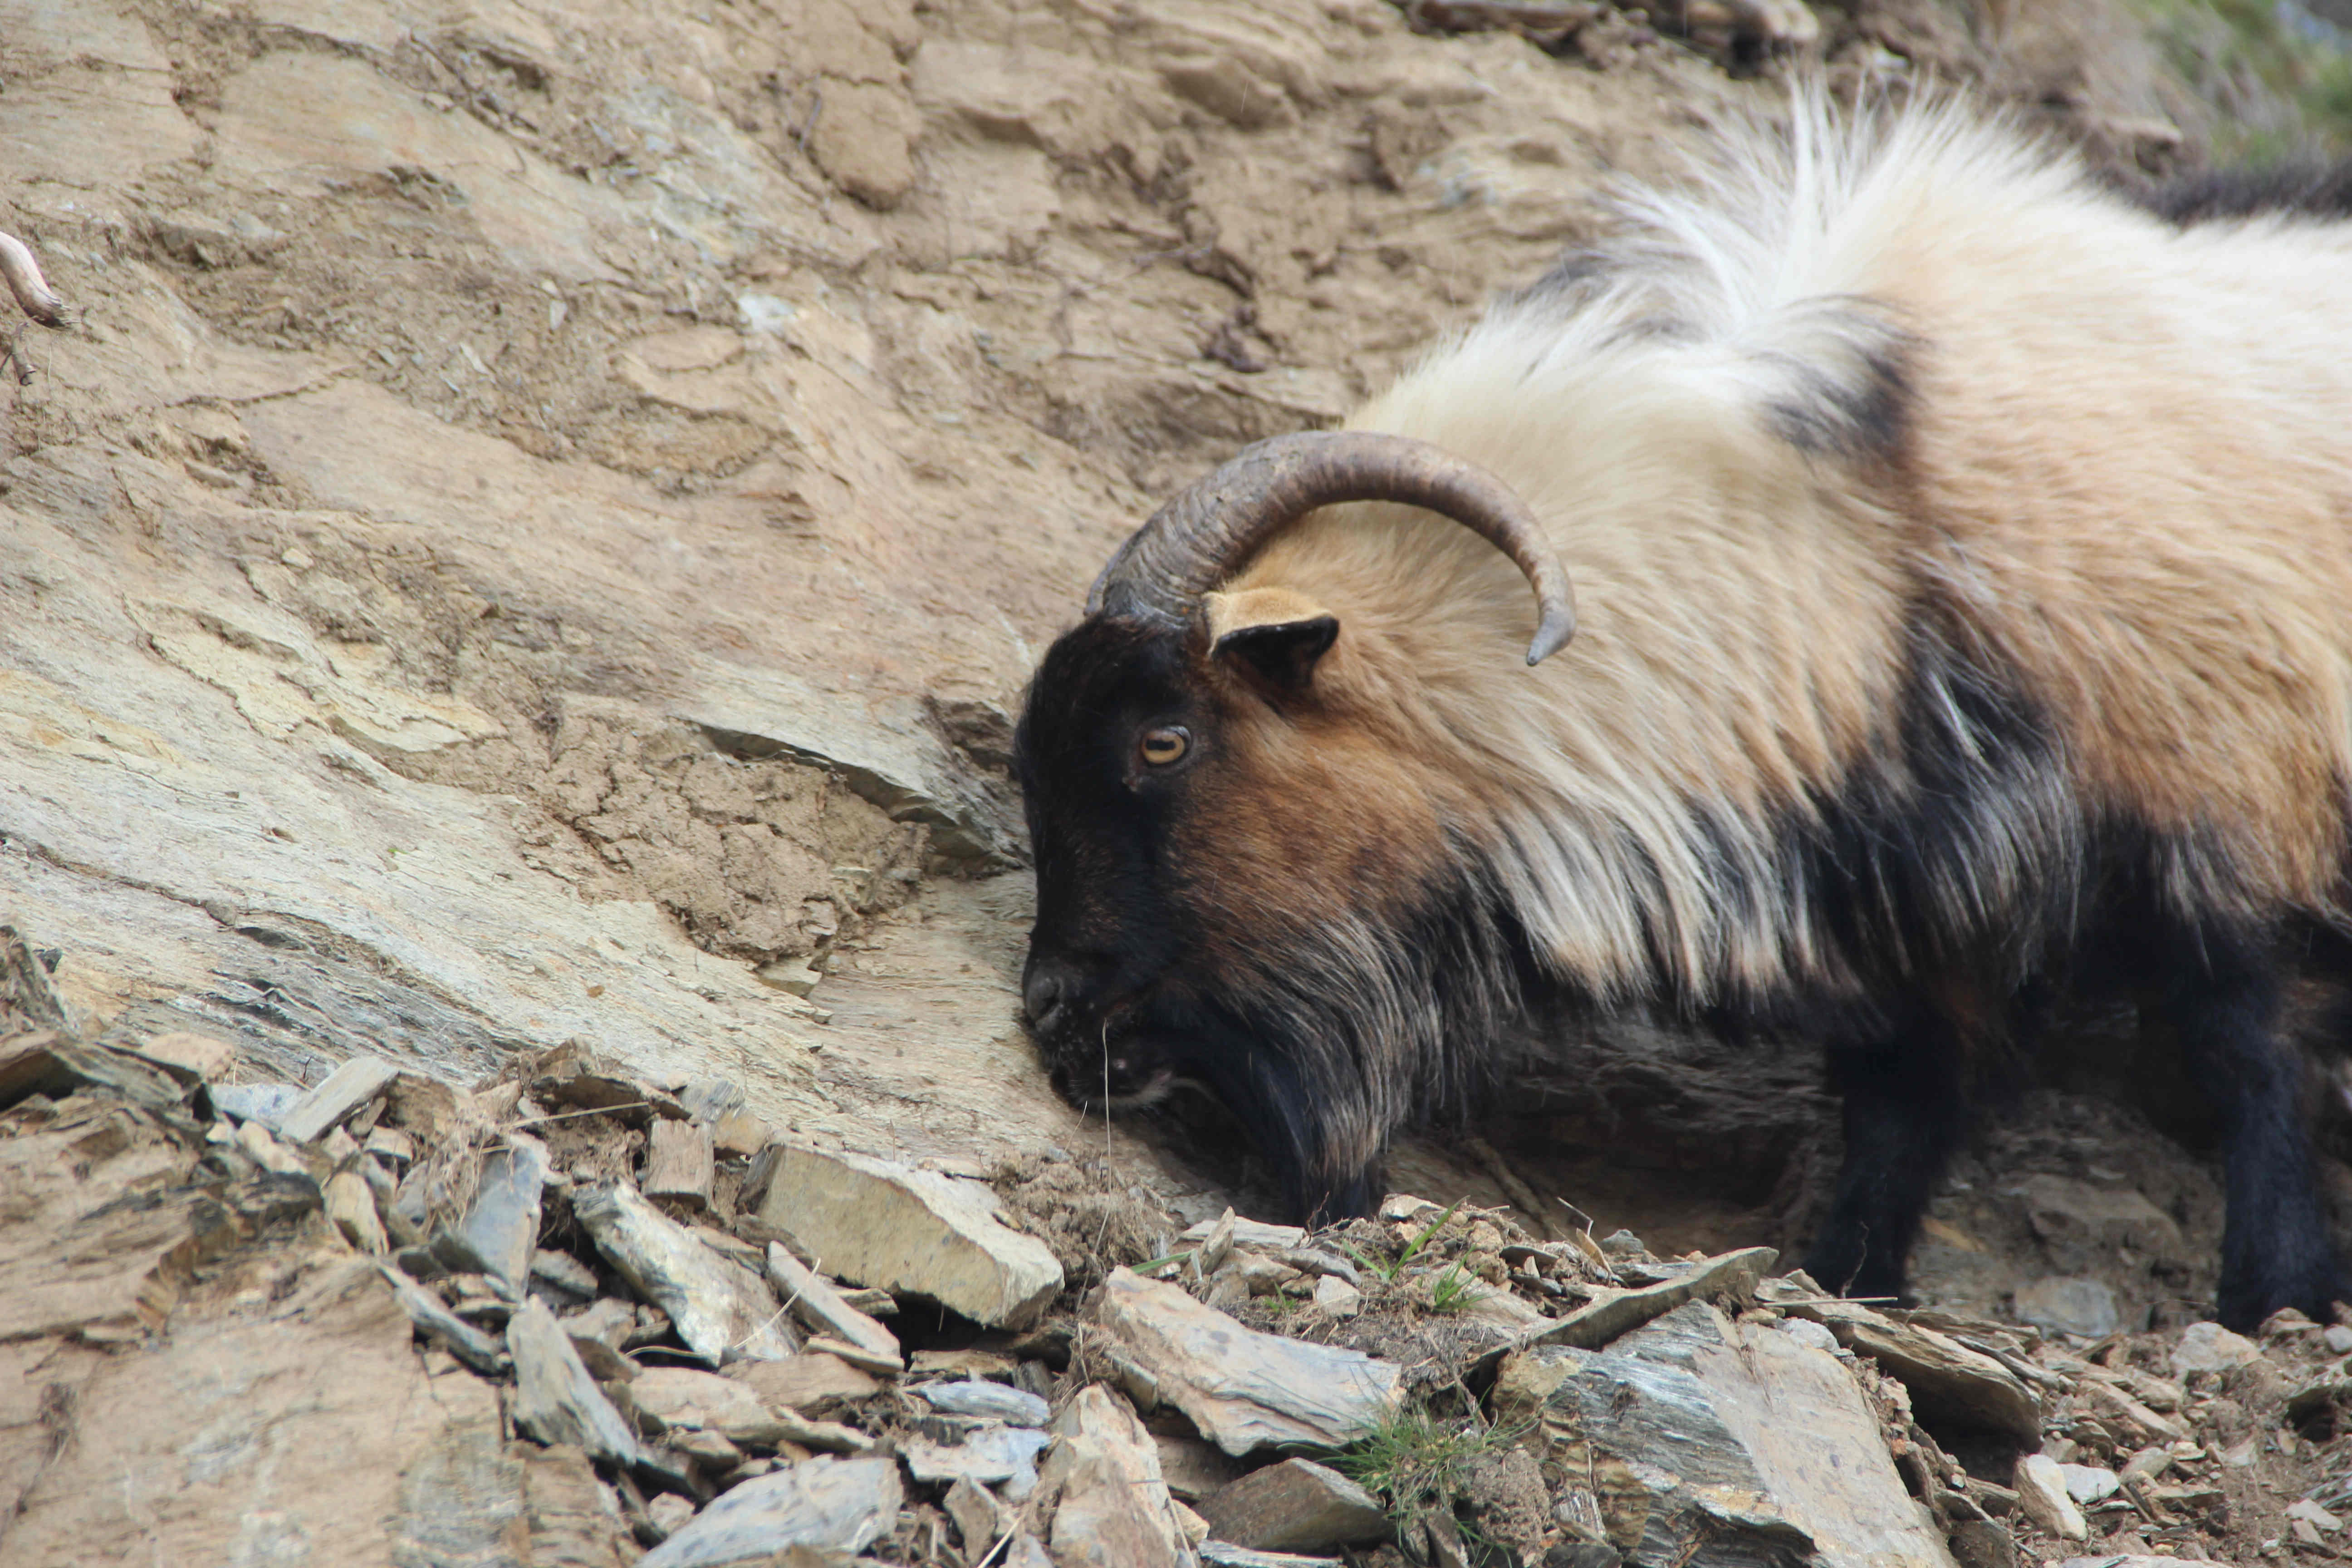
xmin=1012 ymin=97 xmax=2352 ymax=1329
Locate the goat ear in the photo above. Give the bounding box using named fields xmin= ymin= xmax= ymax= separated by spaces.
xmin=1206 ymin=587 xmax=1340 ymax=691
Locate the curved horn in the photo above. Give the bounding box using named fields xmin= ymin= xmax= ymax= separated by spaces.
xmin=1085 ymin=430 xmax=1578 ymax=666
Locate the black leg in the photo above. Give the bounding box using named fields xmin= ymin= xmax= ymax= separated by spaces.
xmin=1803 ymin=1001 xmax=1972 ymax=1302
xmin=2166 ymin=923 xmax=2342 ymax=1329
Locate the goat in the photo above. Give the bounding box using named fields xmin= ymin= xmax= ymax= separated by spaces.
xmin=1012 ymin=95 xmax=2352 ymax=1329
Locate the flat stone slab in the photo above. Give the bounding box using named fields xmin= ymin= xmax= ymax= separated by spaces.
xmin=637 ymin=1456 xmax=903 ymax=1568
xmin=901 ymin=1424 xmax=1052 ymax=1495
xmin=745 ymin=1143 xmax=1062 ymax=1329
xmin=278 ymin=1054 xmax=401 ymax=1144
xmin=1198 ymin=1458 xmax=1388 ymax=1552
xmin=1531 ymin=1246 xmax=1777 ymax=1351
xmin=911 ymin=1376 xmax=1050 ymax=1427
xmin=728 ymin=1352 xmax=882 ymax=1413
xmin=1093 ymin=1267 xmax=1401 ymax=1455
xmin=1508 ymin=1302 xmax=1956 ymax=1568
xmin=1759 ymin=1279 xmax=2043 ymax=1443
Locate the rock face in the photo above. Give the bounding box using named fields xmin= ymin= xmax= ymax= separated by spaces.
xmin=744 ymin=1143 xmax=1062 ymax=1328
xmin=1511 ymin=1302 xmax=1958 ymax=1568
xmin=1 ymin=1254 xmax=634 ymax=1567
xmin=1092 ymin=1267 xmax=1402 ymax=1455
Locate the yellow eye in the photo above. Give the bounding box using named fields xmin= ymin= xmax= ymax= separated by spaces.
xmin=1139 ymin=727 xmax=1190 ymax=766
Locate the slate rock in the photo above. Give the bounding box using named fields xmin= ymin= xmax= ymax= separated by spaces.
xmin=278 ymin=1054 xmax=401 ymax=1144
xmin=728 ymin=1352 xmax=882 ymax=1414
xmin=765 ymin=1242 xmax=903 ymax=1368
xmin=1759 ymin=1280 xmax=2042 ymax=1442
xmin=901 ymin=1424 xmax=1053 ymax=1496
xmin=2012 ymin=1275 xmax=2122 ymax=1339
xmin=636 ymin=1456 xmax=902 ymax=1568
xmin=1093 ymin=1267 xmax=1401 ymax=1455
xmin=508 ymin=1297 xmax=646 ymax=1467
xmin=1513 ymin=1303 xmax=1956 ymax=1567
xmin=573 ymin=1179 xmax=796 ymax=1362
xmin=943 ymin=1476 xmax=1008 ymax=1554
xmin=912 ymin=1376 xmax=1050 ymax=1427
xmin=436 ymin=1133 xmax=549 ymax=1296
xmin=2171 ymin=1320 xmax=2261 ymax=1377
xmin=1532 ymin=1246 xmax=1776 ymax=1351
xmin=1039 ymin=1386 xmax=1195 ymax=1568
xmin=2012 ymin=1454 xmax=2088 ymax=1542
xmin=632 ymin=1365 xmax=796 ymax=1446
xmin=211 ymin=1081 xmax=305 ymax=1127
xmin=744 ymin=1143 xmax=1061 ymax=1328
xmin=381 ymin=1262 xmax=508 ymax=1374
xmin=1198 ymin=1458 xmax=1387 ymax=1552
xmin=2059 ymin=1463 xmax=2120 ymax=1505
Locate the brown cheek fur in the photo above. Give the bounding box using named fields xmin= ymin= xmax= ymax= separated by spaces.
xmin=1166 ymin=649 xmax=1457 ymax=969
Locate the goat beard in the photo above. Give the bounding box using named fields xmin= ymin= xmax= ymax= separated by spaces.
xmin=1186 ymin=866 xmax=1530 ymax=1224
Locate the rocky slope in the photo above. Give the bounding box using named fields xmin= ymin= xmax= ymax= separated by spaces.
xmin=8 ymin=0 xmax=2352 ymax=1561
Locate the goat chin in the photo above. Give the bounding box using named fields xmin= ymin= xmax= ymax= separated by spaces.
xmin=1014 ymin=88 xmax=2352 ymax=1328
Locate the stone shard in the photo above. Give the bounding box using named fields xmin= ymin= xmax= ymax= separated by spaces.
xmin=437 ymin=1132 xmax=549 ymax=1295
xmin=324 ymin=1167 xmax=388 ymax=1254
xmin=1511 ymin=1303 xmax=1957 ymax=1568
xmin=381 ymin=1261 xmax=510 ymax=1372
xmin=1039 ymin=1385 xmax=1197 ymax=1568
xmin=2013 ymin=1454 xmax=2089 ymax=1542
xmin=1312 ymin=1274 xmax=1362 ymax=1318
xmin=573 ymin=1179 xmax=797 ymax=1362
xmin=637 ymin=1456 xmax=903 ymax=1568
xmin=644 ymin=1118 xmax=716 ymax=1210
xmin=1531 ymin=1246 xmax=1777 ymax=1352
xmin=911 ymin=1376 xmax=1050 ymax=1427
xmin=2060 ymin=1463 xmax=2120 ymax=1505
xmin=2171 ymin=1320 xmax=2261 ymax=1377
xmin=1758 ymin=1279 xmax=2043 ymax=1442
xmin=119 ymin=1029 xmax=236 ymax=1084
xmin=728 ymin=1352 xmax=883 ymax=1413
xmin=945 ymin=1475 xmax=1008 ymax=1553
xmin=2012 ymin=1275 xmax=2122 ymax=1339
xmin=210 ymin=1081 xmax=304 ymax=1127
xmin=901 ymin=1424 xmax=1053 ymax=1495
xmin=277 ymin=1053 xmax=402 ymax=1144
xmin=766 ymin=1241 xmax=904 ymax=1367
xmin=1197 ymin=1459 xmax=1388 ymax=1552
xmin=1198 ymin=1548 xmax=1344 ymax=1568
xmin=1093 ymin=1267 xmax=1402 ymax=1455
xmin=743 ymin=1143 xmax=1061 ymax=1328
xmin=632 ymin=1365 xmax=799 ymax=1446
xmin=508 ymin=1297 xmax=648 ymax=1468
xmin=1179 ymin=1215 xmax=1308 ymax=1252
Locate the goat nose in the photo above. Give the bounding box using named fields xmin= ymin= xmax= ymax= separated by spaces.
xmin=1023 ymin=966 xmax=1072 ymax=1033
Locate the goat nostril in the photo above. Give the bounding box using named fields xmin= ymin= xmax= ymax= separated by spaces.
xmin=1023 ymin=969 xmax=1069 ymax=1031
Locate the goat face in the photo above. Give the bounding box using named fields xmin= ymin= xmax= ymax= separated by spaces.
xmin=1013 ymin=587 xmax=1516 ymax=1220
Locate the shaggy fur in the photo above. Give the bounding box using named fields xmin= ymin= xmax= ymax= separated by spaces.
xmin=1015 ymin=95 xmax=2352 ymax=1326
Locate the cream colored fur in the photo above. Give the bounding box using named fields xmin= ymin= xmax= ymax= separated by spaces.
xmin=1225 ymin=94 xmax=2352 ymax=1002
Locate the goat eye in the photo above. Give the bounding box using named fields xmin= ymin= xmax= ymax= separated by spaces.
xmin=1139 ymin=726 xmax=1190 ymax=766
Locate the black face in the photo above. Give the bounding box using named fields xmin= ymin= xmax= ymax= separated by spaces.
xmin=1012 ymin=617 xmax=1208 ymax=1113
